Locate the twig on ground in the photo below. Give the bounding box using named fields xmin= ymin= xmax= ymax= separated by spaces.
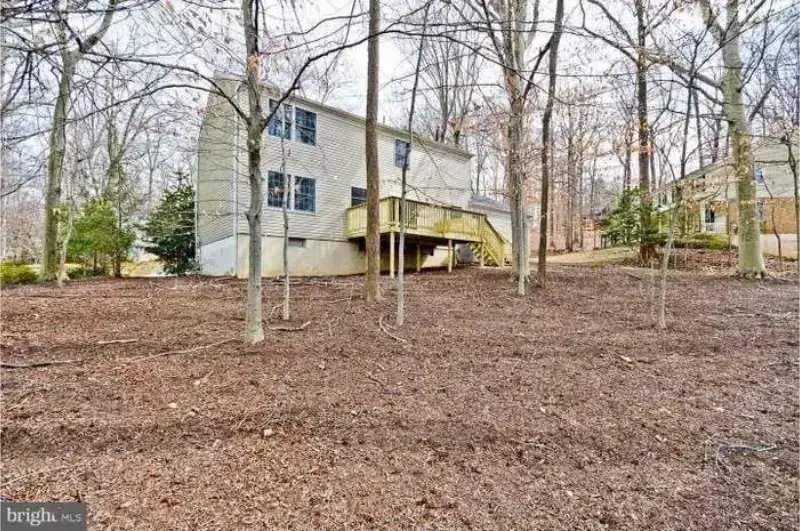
xmin=367 ymin=371 xmax=388 ymax=387
xmin=2 ymin=461 xmax=86 ymax=487
xmin=123 ymin=338 xmax=236 ymax=365
xmin=621 ymin=270 xmax=646 ymax=281
xmin=379 ymin=314 xmax=407 ymax=343
xmin=268 ymin=321 xmax=311 ymax=332
xmin=267 ymin=303 xmax=283 ymax=321
xmin=1 ymin=359 xmax=82 ymax=369
xmin=703 ymin=434 xmax=778 ymax=478
xmin=97 ymin=339 xmax=138 ymax=346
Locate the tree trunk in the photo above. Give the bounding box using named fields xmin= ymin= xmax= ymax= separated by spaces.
xmin=397 ymin=4 xmax=428 ymax=327
xmin=635 ymin=0 xmax=653 ymax=264
xmin=693 ymin=88 xmax=704 ymax=167
xmin=242 ymin=0 xmax=265 ymax=344
xmin=783 ymin=135 xmax=799 ymax=269
xmin=364 ymin=0 xmax=381 ymax=302
xmin=508 ymin=97 xmax=528 ymax=294
xmin=656 ymin=203 xmax=679 ymax=330
xmin=718 ymin=0 xmax=765 ymax=277
xmin=538 ymin=0 xmax=565 ymax=286
xmin=281 ymin=112 xmax=290 ymax=321
xmin=565 ymin=132 xmax=575 ymax=253
xmin=42 ymin=60 xmax=74 ymax=281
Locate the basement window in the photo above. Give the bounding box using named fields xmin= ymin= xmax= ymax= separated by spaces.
xmin=288 ymin=238 xmax=306 ymax=248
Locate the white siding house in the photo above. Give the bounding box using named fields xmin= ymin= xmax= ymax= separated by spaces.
xmin=196 ymin=77 xmax=508 ymax=277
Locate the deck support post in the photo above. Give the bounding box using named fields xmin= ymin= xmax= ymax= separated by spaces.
xmin=448 ymin=239 xmax=453 ymax=273
xmin=479 ymin=243 xmax=484 ymax=268
xmin=389 ymin=232 xmax=395 ymax=279
xmin=416 ymin=243 xmax=421 ymax=273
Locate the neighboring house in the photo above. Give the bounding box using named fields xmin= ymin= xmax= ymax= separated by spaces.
xmin=196 ymin=76 xmax=510 ymax=277
xmin=654 ymin=134 xmax=798 ymax=235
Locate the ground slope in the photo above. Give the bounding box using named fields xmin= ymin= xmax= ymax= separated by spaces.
xmin=1 ymin=267 xmax=797 ymax=530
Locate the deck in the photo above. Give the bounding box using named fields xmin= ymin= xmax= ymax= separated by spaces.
xmin=345 ymin=196 xmax=509 ymax=271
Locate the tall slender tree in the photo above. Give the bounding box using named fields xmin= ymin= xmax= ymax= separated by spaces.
xmin=241 ymin=0 xmax=266 ymax=343
xmin=364 ymin=0 xmax=382 ymax=302
xmin=537 ymin=0 xmax=564 ymax=287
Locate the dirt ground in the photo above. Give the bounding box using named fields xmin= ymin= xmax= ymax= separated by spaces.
xmin=1 ymin=265 xmax=798 ymax=530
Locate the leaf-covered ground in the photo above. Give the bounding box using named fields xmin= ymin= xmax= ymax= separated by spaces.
xmin=1 ymin=266 xmax=797 ymax=530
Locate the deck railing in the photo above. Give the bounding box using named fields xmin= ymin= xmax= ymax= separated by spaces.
xmin=346 ymin=197 xmax=484 ymax=242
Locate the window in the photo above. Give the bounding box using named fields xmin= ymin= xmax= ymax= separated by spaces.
xmin=395 ymin=139 xmax=410 ymax=168
xmin=754 ymin=168 xmax=765 ymax=184
xmin=295 ymin=108 xmax=317 ymax=145
xmin=351 ymin=187 xmax=367 ymax=206
xmin=293 ymin=176 xmax=316 ymax=213
xmin=288 ymin=237 xmax=306 ymax=248
xmin=268 ymin=100 xmax=292 ymax=139
xmin=267 ymin=172 xmax=316 ymax=213
xmin=705 ymin=209 xmax=715 ymax=224
xmin=267 ymin=171 xmax=287 ymax=208
xmin=756 ymin=201 xmax=765 ymax=220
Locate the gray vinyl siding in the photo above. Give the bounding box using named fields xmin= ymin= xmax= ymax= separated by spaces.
xmin=658 ymin=136 xmax=798 ymax=204
xmin=232 ymin=85 xmax=473 ymax=241
xmin=197 ymin=82 xmax=237 ymax=245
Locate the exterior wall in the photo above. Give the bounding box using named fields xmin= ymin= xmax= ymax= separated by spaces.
xmin=655 ymin=137 xmax=797 ymax=207
xmin=199 ymin=236 xmax=236 ymax=276
xmin=235 ymin=235 xmax=457 ymax=277
xmin=232 ymin=85 xmax=473 ymax=241
xmin=720 ymin=198 xmax=796 ymax=234
xmin=196 ymin=81 xmax=238 ymax=246
xmin=199 ymin=77 xmax=475 ymax=277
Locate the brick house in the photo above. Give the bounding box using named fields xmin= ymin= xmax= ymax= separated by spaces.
xmin=654 ymin=133 xmax=798 ymax=236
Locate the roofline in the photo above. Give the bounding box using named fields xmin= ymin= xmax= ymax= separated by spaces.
xmin=213 ymin=73 xmax=473 ymax=161
xmin=653 ymin=130 xmax=798 ymax=192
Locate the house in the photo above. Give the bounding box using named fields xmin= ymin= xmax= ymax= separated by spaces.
xmin=654 ymin=134 xmax=798 ymax=235
xmin=196 ymin=77 xmax=511 ymax=277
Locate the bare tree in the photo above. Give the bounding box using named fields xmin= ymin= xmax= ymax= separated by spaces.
xmin=40 ymin=0 xmax=119 ymax=281
xmin=240 ymin=0 xmax=266 ymax=343
xmin=697 ymin=0 xmax=766 ymax=277
xmin=536 ymin=0 xmax=564 ymax=287
xmin=364 ymin=0 xmax=381 ymax=302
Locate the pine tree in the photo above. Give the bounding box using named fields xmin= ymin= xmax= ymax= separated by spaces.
xmin=143 ymin=175 xmax=196 ymax=275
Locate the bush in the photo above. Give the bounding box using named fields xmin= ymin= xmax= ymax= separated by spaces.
xmin=598 ymin=188 xmax=662 ymax=250
xmin=0 ymin=262 xmax=38 ymax=286
xmin=143 ymin=176 xmax=197 ymax=275
xmin=68 ymin=265 xmax=104 ymax=279
xmin=673 ymin=233 xmax=730 ymax=251
xmin=68 ymin=198 xmax=134 ymax=275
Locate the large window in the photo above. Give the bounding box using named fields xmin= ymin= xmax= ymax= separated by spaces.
xmin=351 ymin=187 xmax=367 ymax=206
xmin=294 ymin=176 xmax=316 ymax=213
xmin=267 ymin=172 xmax=315 ymax=213
xmin=268 ymin=100 xmax=317 ymax=145
xmin=268 ymin=100 xmax=292 ymax=139
xmin=395 ymin=139 xmax=410 ymax=168
xmin=295 ymin=108 xmax=317 ymax=146
xmin=267 ymin=171 xmax=287 ymax=207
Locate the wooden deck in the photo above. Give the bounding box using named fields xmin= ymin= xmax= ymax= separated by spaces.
xmin=345 ymin=197 xmax=509 ymax=272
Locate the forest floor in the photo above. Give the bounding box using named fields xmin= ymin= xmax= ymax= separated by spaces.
xmin=1 ymin=262 xmax=798 ymax=530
